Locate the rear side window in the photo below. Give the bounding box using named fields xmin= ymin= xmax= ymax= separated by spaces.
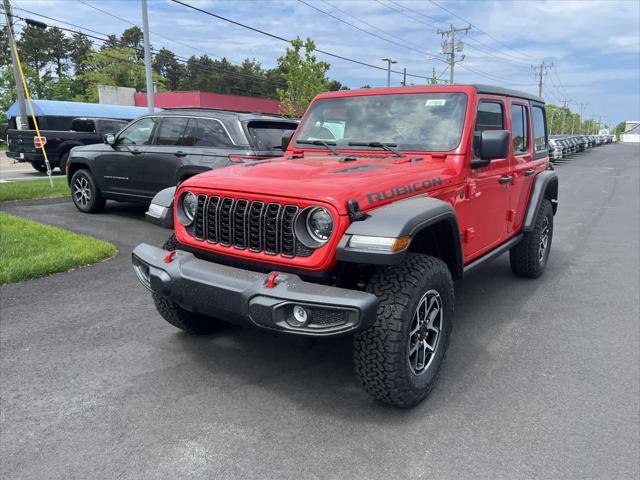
xmin=98 ymin=120 xmax=127 ymax=135
xmin=71 ymin=119 xmax=96 ymax=132
xmin=182 ymin=118 xmax=234 ymax=147
xmin=510 ymin=104 xmax=529 ymax=155
xmin=531 ymin=106 xmax=548 ymax=156
xmin=474 ymin=101 xmax=504 ymax=156
xmin=155 ymin=117 xmax=189 ymax=146
xmin=247 ymin=121 xmax=297 ymax=151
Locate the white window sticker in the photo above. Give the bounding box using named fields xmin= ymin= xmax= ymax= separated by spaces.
xmin=425 ymin=99 xmax=447 ymax=107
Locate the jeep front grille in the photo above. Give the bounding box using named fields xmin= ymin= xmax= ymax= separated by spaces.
xmin=194 ymin=196 xmax=310 ymax=258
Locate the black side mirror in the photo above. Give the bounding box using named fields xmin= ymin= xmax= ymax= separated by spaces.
xmin=471 ymin=129 xmax=510 ymax=169
xmin=104 ymin=133 xmax=116 ymax=147
xmin=281 ymin=131 xmax=294 ymax=152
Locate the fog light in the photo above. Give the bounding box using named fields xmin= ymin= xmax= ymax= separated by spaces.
xmin=289 ymin=305 xmax=308 ymax=327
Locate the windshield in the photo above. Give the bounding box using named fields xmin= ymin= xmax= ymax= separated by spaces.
xmin=295 ymin=92 xmax=468 ymax=152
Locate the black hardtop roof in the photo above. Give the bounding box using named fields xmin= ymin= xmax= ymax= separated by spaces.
xmin=470 ymin=84 xmax=545 ymax=104
xmin=151 ymin=108 xmax=297 ymax=123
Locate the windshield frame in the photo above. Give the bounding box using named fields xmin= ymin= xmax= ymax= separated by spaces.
xmin=293 ymin=92 xmax=469 ymax=153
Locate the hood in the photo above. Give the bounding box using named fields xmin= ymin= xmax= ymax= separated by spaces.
xmin=182 ymin=154 xmax=461 ymax=215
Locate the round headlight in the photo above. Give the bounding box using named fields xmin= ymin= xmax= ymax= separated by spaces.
xmin=180 ymin=192 xmax=197 ymax=225
xmin=306 ymin=207 xmax=333 ymax=243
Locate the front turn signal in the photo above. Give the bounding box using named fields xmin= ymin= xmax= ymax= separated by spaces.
xmin=348 ymin=235 xmax=411 ymax=253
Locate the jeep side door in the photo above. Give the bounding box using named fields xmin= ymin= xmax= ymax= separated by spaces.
xmin=459 ymin=97 xmax=512 ymax=261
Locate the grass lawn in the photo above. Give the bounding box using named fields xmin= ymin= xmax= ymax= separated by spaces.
xmin=0 ymin=212 xmax=117 ymax=284
xmin=0 ymin=177 xmax=69 ymax=202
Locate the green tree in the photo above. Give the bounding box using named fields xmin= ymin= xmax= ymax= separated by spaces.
xmin=276 ymin=37 xmax=330 ymax=117
xmin=75 ymin=47 xmax=165 ymax=103
xmin=120 ymin=26 xmax=145 ymax=61
xmin=69 ymin=32 xmax=93 ymax=74
xmin=16 ymin=24 xmax=51 ymax=74
xmin=152 ymin=47 xmax=184 ymax=90
xmin=101 ymin=35 xmax=120 ymax=51
xmin=47 ymin=27 xmax=72 ymax=77
xmin=1 ymin=27 xmax=11 ymax=67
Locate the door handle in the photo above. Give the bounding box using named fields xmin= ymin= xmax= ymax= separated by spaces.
xmin=131 ymin=149 xmax=142 ymax=155
xmin=524 ymin=169 xmax=535 ymax=176
xmin=174 ymin=151 xmax=187 ymax=157
xmin=499 ymin=176 xmax=513 ymax=184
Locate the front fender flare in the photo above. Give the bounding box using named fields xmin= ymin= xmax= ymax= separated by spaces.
xmin=337 ymin=196 xmax=463 ymax=279
xmin=146 ymin=186 xmax=176 ymax=229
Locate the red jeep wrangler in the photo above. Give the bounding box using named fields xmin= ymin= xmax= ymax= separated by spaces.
xmin=133 ymin=85 xmax=558 ymax=407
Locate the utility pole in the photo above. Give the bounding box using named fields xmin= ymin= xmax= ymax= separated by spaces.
xmin=3 ymin=0 xmax=28 ymax=130
xmin=141 ymin=0 xmax=154 ymax=112
xmin=559 ymin=98 xmax=571 ymax=134
xmin=381 ymin=58 xmax=397 ymax=88
xmin=549 ymin=109 xmax=557 ymax=135
xmin=575 ymin=102 xmax=587 ymax=134
xmin=531 ymin=61 xmax=552 ymax=98
xmin=437 ymin=24 xmax=471 ymax=85
xmin=401 ymin=67 xmax=407 ymax=86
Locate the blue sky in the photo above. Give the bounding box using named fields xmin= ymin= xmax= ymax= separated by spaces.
xmin=12 ymin=0 xmax=640 ymax=126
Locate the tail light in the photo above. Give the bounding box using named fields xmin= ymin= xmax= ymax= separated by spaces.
xmin=34 ymin=136 xmax=47 ymax=149
xmin=228 ymin=154 xmax=267 ymax=163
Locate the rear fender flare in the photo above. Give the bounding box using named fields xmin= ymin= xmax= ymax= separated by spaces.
xmin=523 ymin=170 xmax=558 ymax=232
xmin=337 ymin=196 xmax=463 ymax=280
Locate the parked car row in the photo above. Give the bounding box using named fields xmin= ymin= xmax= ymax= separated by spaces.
xmin=548 ymin=134 xmax=615 ymax=162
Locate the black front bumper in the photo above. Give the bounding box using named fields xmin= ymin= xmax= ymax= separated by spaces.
xmin=132 ymin=244 xmax=378 ymax=337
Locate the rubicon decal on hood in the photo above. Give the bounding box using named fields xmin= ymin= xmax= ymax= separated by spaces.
xmin=366 ymin=177 xmax=443 ymax=204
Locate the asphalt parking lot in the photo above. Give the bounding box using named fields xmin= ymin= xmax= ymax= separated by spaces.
xmin=0 ymin=152 xmax=65 ymax=182
xmin=1 ymin=144 xmax=638 ymax=479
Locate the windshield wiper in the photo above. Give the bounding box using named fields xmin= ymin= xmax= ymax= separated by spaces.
xmin=348 ymin=141 xmax=404 ymax=157
xmin=296 ymin=139 xmax=341 ymax=156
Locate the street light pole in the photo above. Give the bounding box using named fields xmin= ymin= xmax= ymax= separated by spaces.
xmin=3 ymin=0 xmax=28 ymax=129
xmin=141 ymin=0 xmax=154 ymax=112
xmin=381 ymin=58 xmax=397 ymax=88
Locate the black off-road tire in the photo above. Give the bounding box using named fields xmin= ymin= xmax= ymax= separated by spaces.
xmin=70 ymin=169 xmax=106 ymax=213
xmin=31 ymin=161 xmax=48 ymax=173
xmin=152 ymin=234 xmax=227 ymax=335
xmin=58 ymin=151 xmax=70 ymax=174
xmin=353 ymin=254 xmax=454 ymax=408
xmin=510 ymin=199 xmax=554 ymax=278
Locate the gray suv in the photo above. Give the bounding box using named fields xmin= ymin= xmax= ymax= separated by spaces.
xmin=66 ymin=109 xmax=298 ymax=213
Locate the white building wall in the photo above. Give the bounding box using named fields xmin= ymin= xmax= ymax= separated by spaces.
xmin=98 ymin=85 xmax=136 ymax=106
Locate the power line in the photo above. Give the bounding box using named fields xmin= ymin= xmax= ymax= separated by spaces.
xmin=9 ymin=8 xmax=288 ymax=89
xmin=169 ymin=0 xmax=434 ymax=81
xmin=373 ymin=0 xmax=536 ymax=84
xmin=75 ymin=0 xmax=244 ymax=66
xmin=298 ymin=0 xmax=444 ymax=61
xmin=427 ymin=0 xmax=539 ymax=62
xmin=317 ymin=0 xmax=445 ymax=61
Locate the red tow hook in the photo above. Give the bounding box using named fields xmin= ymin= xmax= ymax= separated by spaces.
xmin=164 ymin=250 xmax=177 ymax=264
xmin=266 ymin=272 xmax=279 ymax=289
